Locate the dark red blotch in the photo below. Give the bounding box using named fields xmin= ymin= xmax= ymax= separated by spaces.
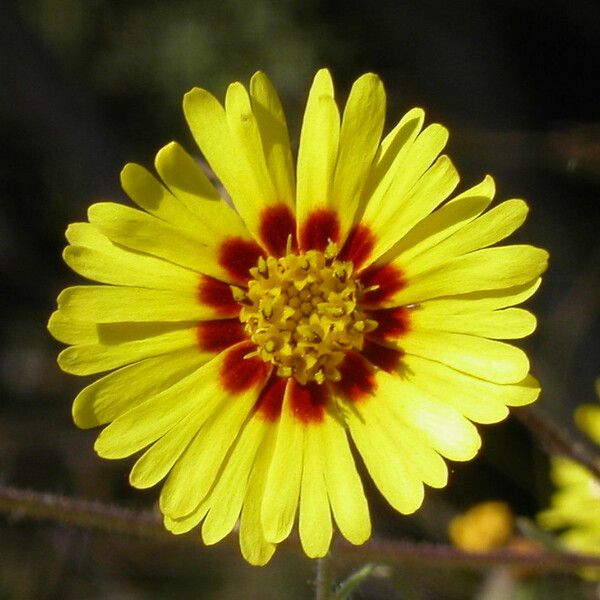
xmin=197 ymin=320 xmax=247 ymax=352
xmin=367 ymin=307 xmax=411 ymax=341
xmin=289 ymin=379 xmax=328 ymax=424
xmin=198 ymin=275 xmax=240 ymax=316
xmin=259 ymin=204 xmax=297 ymax=256
xmin=334 ymin=351 xmax=376 ymax=403
xmin=340 ymin=224 xmax=376 ymax=271
xmin=219 ymin=238 xmax=265 ymax=285
xmin=358 ymin=263 xmax=406 ymax=306
xmin=362 ymin=339 xmax=403 ymax=373
xmin=254 ymin=374 xmax=287 ymax=421
xmin=299 ymin=209 xmax=340 ymax=252
xmin=220 ymin=341 xmax=270 ymax=393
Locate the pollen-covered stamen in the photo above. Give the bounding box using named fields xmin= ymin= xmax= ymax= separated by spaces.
xmin=232 ymin=242 xmax=378 ymax=385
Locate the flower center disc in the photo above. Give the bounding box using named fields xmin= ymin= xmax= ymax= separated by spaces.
xmin=233 ymin=243 xmax=377 ymax=385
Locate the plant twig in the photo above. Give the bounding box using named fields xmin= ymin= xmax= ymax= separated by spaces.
xmin=337 ymin=537 xmax=600 ymax=572
xmin=0 ymin=483 xmax=164 ymax=539
xmin=315 ymin=553 xmax=333 ymax=600
xmin=3 ymin=483 xmax=600 ymax=572
xmin=514 ymin=404 xmax=600 ymax=481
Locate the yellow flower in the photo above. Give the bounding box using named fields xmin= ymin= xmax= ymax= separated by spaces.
xmin=538 ymin=380 xmax=600 ymax=570
xmin=449 ymin=501 xmax=515 ymax=552
xmin=49 ymin=69 xmax=547 ymax=565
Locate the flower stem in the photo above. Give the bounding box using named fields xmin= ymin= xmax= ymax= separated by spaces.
xmin=3 ymin=482 xmax=600 ymax=572
xmin=515 ymin=405 xmax=600 ymax=481
xmin=315 ymin=553 xmax=333 ymax=600
xmin=0 ymin=483 xmax=163 ymax=539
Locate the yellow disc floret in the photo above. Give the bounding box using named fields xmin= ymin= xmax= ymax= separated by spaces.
xmin=232 ymin=242 xmax=377 ymax=385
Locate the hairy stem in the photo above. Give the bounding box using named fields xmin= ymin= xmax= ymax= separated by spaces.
xmin=0 ymin=483 xmax=163 ymax=539
xmin=315 ymin=553 xmax=333 ymax=600
xmin=515 ymin=405 xmax=600 ymax=481
xmin=3 ymin=483 xmax=600 ymax=572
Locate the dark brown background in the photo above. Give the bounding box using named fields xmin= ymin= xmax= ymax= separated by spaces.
xmin=1 ymin=1 xmax=599 ymax=598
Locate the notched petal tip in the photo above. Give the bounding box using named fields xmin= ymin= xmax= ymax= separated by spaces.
xmin=93 ymin=426 xmax=136 ymax=460
xmin=426 ymin=122 xmax=450 ymax=147
xmin=93 ymin=432 xmax=115 ymax=459
xmin=71 ymin=398 xmax=97 ymax=430
xmin=182 ymin=87 xmax=217 ymax=116
xmin=250 ymin=69 xmax=266 ymax=81
xmin=354 ymin=71 xmax=383 ymax=88
xmin=154 ymin=140 xmax=186 ymax=172
xmin=311 ymin=68 xmax=334 ymax=94
xmin=64 ymin=222 xmax=85 ymax=243
xmin=404 ymin=106 xmax=426 ymax=121
xmin=46 ymin=310 xmax=62 ymax=337
xmin=536 ymin=248 xmax=551 ymax=275
xmin=480 ymin=174 xmax=496 ymax=196
xmin=503 ymin=373 xmax=541 ymax=407
xmin=119 ymin=161 xmax=140 ymax=186
xmin=183 ymin=86 xmax=206 ymax=101
xmin=87 ymin=201 xmax=119 ymax=224
xmin=128 ymin=467 xmax=154 ymax=490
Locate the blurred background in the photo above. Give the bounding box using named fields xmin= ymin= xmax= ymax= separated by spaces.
xmin=1 ymin=0 xmax=599 ymax=598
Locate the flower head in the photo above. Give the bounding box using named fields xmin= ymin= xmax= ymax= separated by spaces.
xmin=538 ymin=380 xmax=600 ymax=573
xmin=49 ymin=69 xmax=547 ymax=565
xmin=449 ymin=501 xmax=515 ymax=553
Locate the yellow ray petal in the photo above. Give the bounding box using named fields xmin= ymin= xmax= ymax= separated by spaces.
xmin=120 ymin=162 xmax=204 ymax=232
xmin=184 ymin=87 xmax=254 ymax=199
xmin=347 ymin=401 xmax=424 ymax=514
xmin=375 ymin=176 xmax=495 ymax=265
xmin=331 ymin=72 xmax=386 ymax=239
xmin=362 ymin=122 xmax=449 ymax=240
xmin=154 ymin=142 xmax=251 ymax=236
xmin=400 ymin=329 xmax=530 ymax=384
xmin=299 ymin=424 xmax=333 ymax=558
xmin=374 ymin=372 xmax=482 ymax=461
xmin=393 ymin=426 xmax=448 ymax=488
xmin=410 ymin=306 xmax=537 ymax=339
xmin=261 ymin=380 xmax=304 ymax=543
xmin=154 ymin=141 xmax=220 ymax=204
xmin=296 ymin=69 xmax=340 ymax=225
xmin=93 ymin=349 xmax=234 ymax=458
xmin=365 ymin=154 xmax=459 ymax=265
xmin=164 ymin=501 xmax=210 ymax=535
xmin=319 ymin=409 xmax=371 ymax=545
xmin=415 ymin=279 xmax=541 ymax=314
xmin=342 ymin=379 xmax=449 ymax=487
xmin=57 ymin=285 xmax=225 ymax=323
xmin=129 ymin=408 xmax=206 ymax=489
xmin=387 ymin=245 xmax=548 ymax=306
xmin=225 ymin=82 xmax=279 ymax=206
xmin=48 ymin=311 xmax=99 ymax=345
xmin=72 ymin=347 xmax=205 ymax=428
xmin=65 ymin=221 xmax=112 ymax=249
xmin=63 ymin=245 xmax=200 ymax=292
xmin=184 ymin=85 xmax=280 ymax=242
xmin=403 ymin=354 xmax=538 ymax=424
xmin=406 ymin=199 xmax=529 ymax=275
xmin=250 ymin=71 xmax=296 ymax=207
xmin=159 ymin=375 xmax=267 ymax=519
xmin=58 ymin=323 xmax=201 ymax=375
xmin=362 ymin=108 xmax=425 ymax=205
xmin=386 ymin=175 xmax=495 ymax=265
xmin=88 ymin=202 xmax=236 ymax=281
xmin=240 ymin=426 xmax=278 ymax=565
xmin=201 ymin=418 xmax=270 ymax=545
